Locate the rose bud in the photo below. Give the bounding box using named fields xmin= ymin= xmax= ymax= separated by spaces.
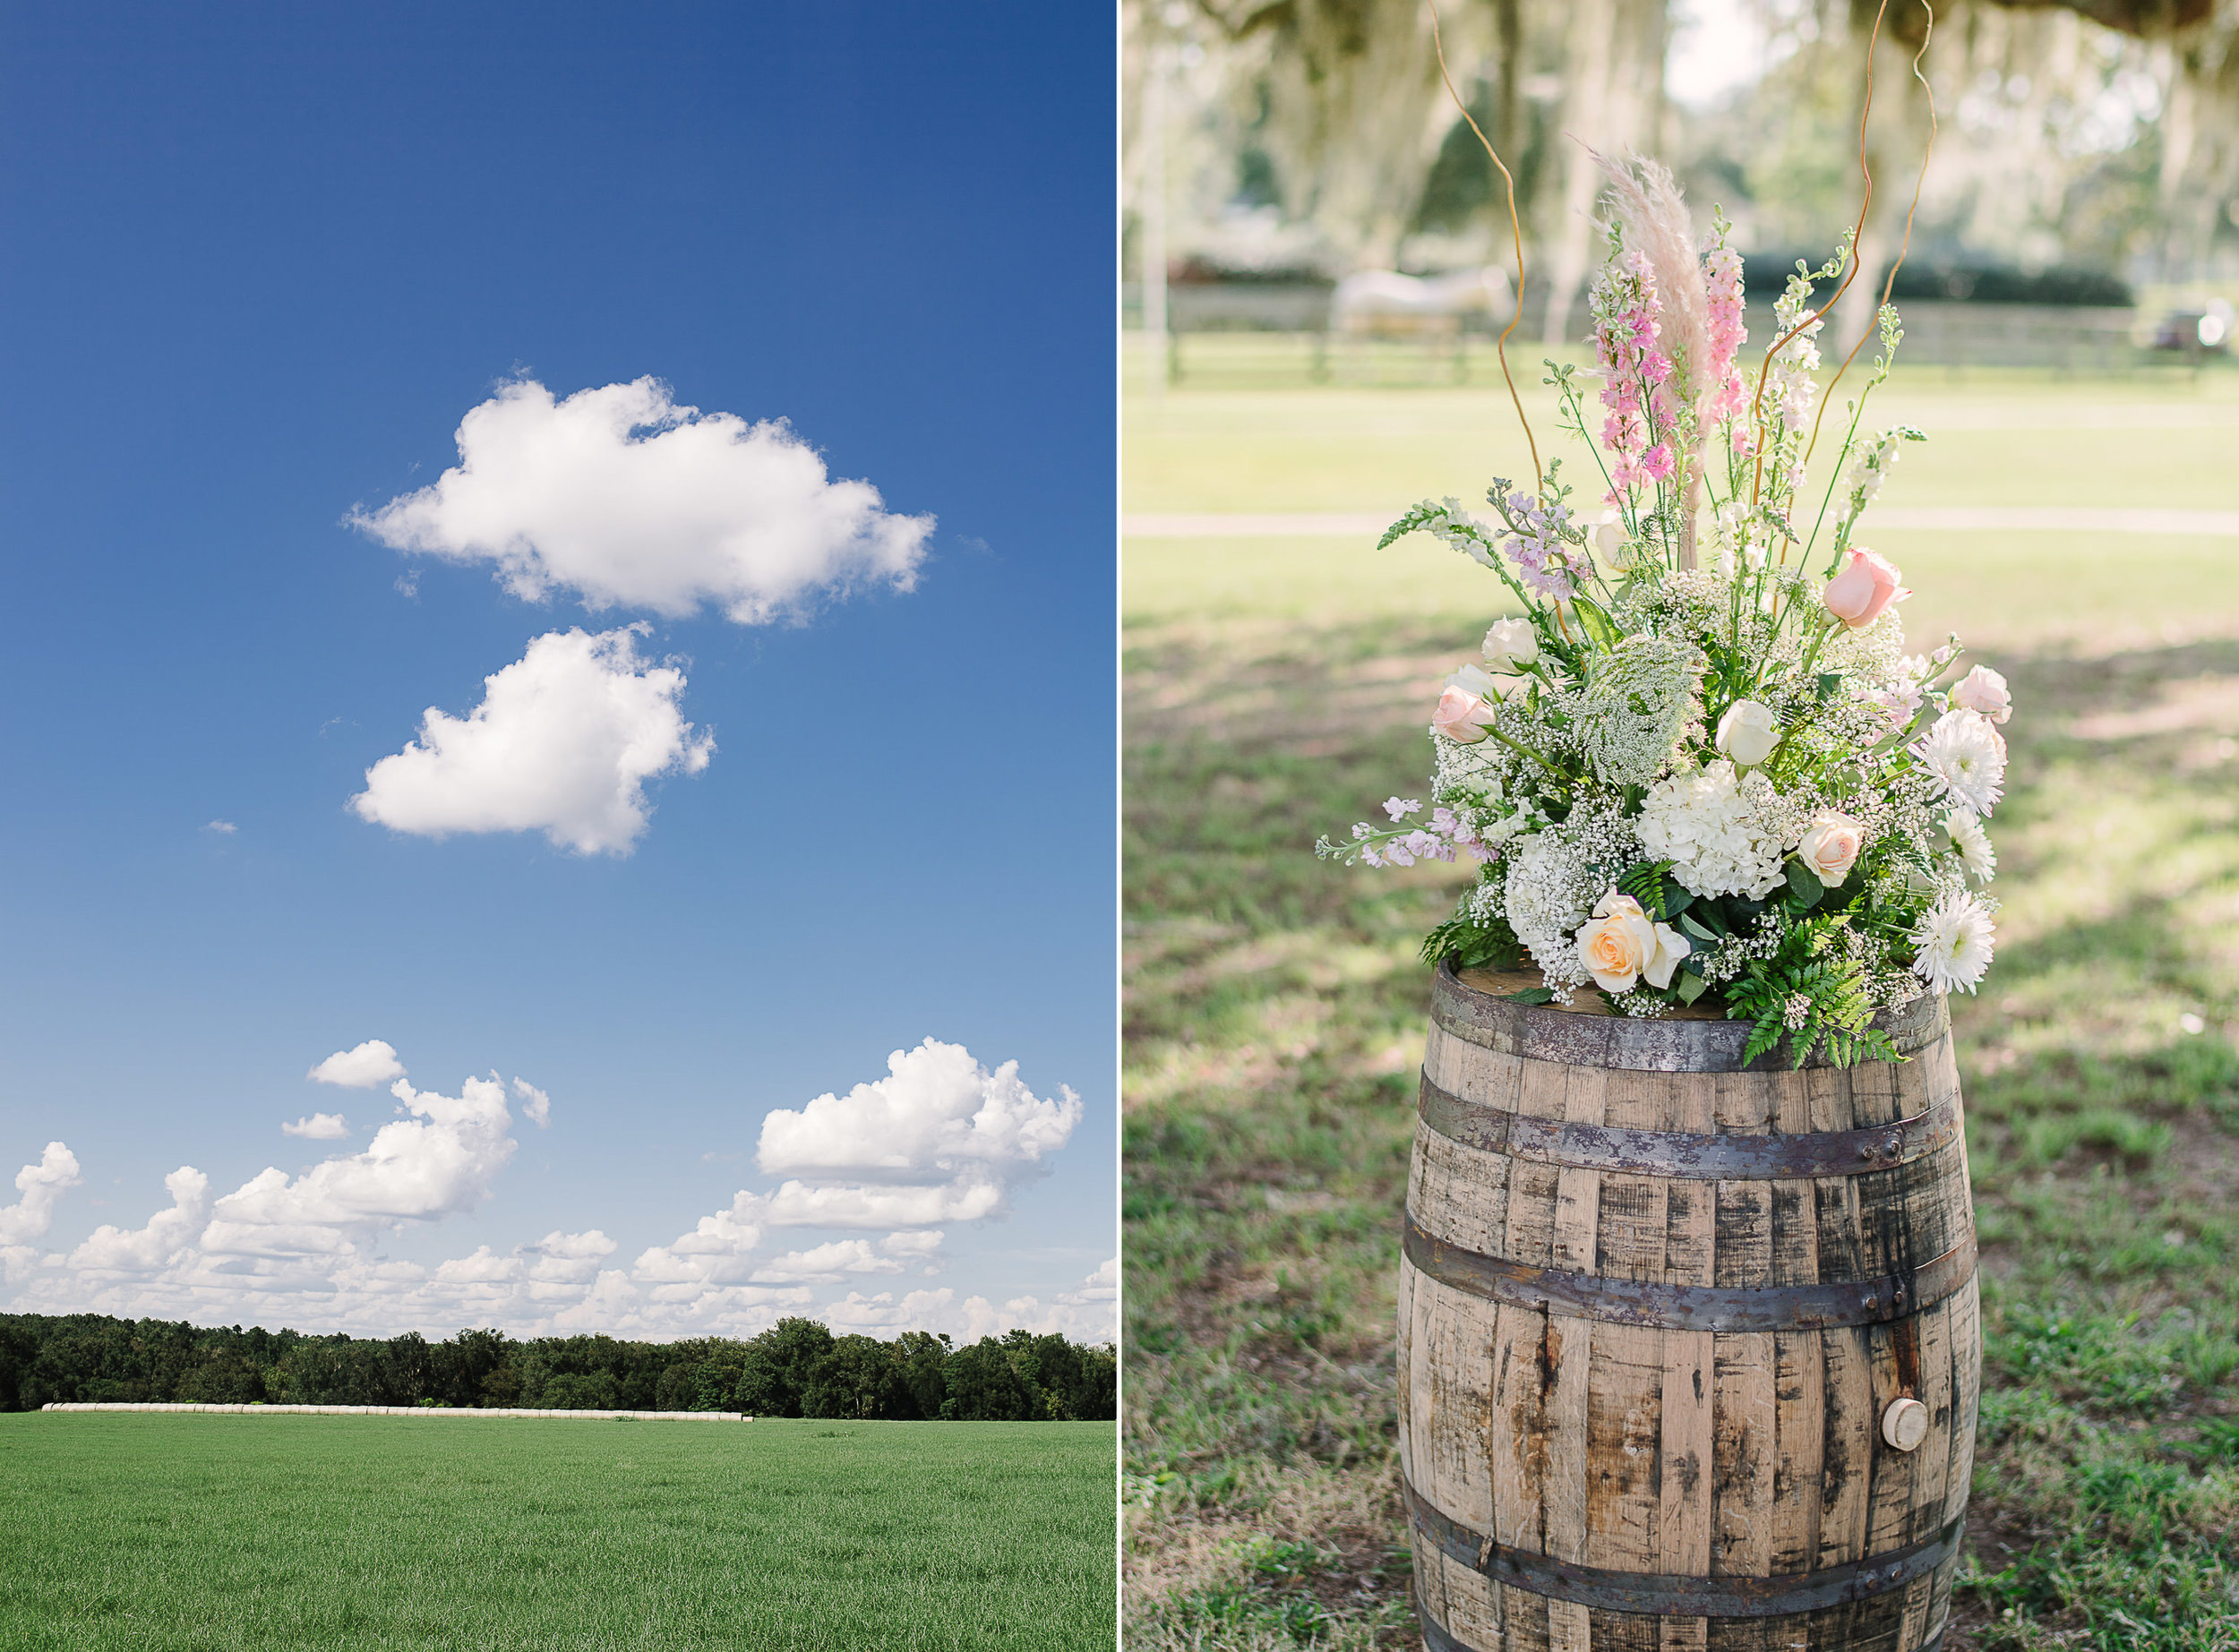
xmin=1481 ymin=618 xmax=1540 ymax=673
xmin=1950 ymin=664 xmax=2012 ymax=724
xmin=1823 ymin=547 xmax=1910 ymax=629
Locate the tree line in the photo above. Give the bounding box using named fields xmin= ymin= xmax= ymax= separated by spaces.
xmin=0 ymin=1312 xmax=1115 ymax=1423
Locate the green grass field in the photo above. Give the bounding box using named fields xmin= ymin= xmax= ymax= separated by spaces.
xmin=0 ymin=1415 xmax=1115 ymax=1651
xmin=1122 ymin=351 xmax=2239 ymax=1650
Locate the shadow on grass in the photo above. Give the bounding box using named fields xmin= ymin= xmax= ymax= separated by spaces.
xmin=1123 ymin=623 xmax=2239 ymax=1651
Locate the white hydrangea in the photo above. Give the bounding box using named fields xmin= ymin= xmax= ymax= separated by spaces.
xmin=1636 ymin=758 xmax=1788 ymax=898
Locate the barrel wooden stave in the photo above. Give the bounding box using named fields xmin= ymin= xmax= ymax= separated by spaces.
xmin=1401 ymin=967 xmax=1979 ymax=1652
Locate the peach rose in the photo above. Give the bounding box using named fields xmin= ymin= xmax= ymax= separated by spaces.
xmin=1796 ymin=811 xmax=1866 ymax=887
xmin=1432 ymin=685 xmax=1496 ymax=744
xmin=1573 ymin=890 xmax=1691 ymax=994
xmin=1950 ymin=664 xmax=2012 ymax=724
xmin=1823 ymin=548 xmax=1910 ymax=629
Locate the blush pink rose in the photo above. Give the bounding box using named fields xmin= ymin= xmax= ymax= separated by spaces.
xmin=1950 ymin=664 xmax=2012 ymax=724
xmin=1431 ymin=686 xmax=1496 ymax=744
xmin=1823 ymin=548 xmax=1911 ymax=629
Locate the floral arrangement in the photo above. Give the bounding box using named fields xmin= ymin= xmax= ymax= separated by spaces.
xmin=1317 ymin=157 xmax=2011 ymax=1067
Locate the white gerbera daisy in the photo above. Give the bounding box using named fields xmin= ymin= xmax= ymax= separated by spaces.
xmin=1943 ymin=809 xmax=1996 ymax=883
xmin=1909 ymin=892 xmax=1996 ymax=995
xmin=1914 ymin=709 xmax=2006 ymax=816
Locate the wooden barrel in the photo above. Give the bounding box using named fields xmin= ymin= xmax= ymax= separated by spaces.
xmin=1399 ymin=960 xmax=1978 ymax=1652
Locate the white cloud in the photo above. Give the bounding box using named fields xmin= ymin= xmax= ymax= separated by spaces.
xmin=631 ymin=1192 xmax=768 ymax=1290
xmin=205 ymin=819 xmax=236 ymax=835
xmin=350 ymin=627 xmax=714 ymax=857
xmin=813 ymin=1280 xmax=1111 ymax=1345
xmin=308 ymin=1040 xmax=406 ymax=1089
xmin=205 ymin=1074 xmax=518 ymax=1251
xmin=66 ymin=1168 xmax=210 ymax=1276
xmin=510 ymin=1079 xmax=551 ymax=1128
xmin=1 ymin=1042 xmax=1091 ymax=1341
xmin=766 ymin=1177 xmax=1005 ymax=1229
xmin=880 ymin=1229 xmax=946 ymax=1258
xmin=750 ymin=1239 xmax=905 ymax=1284
xmin=282 ymin=1113 xmax=350 ymax=1140
xmin=347 ymin=377 xmax=932 ymax=625
xmin=755 ymin=1040 xmax=1081 ymax=1229
xmin=0 ymin=1143 xmax=81 ymax=1245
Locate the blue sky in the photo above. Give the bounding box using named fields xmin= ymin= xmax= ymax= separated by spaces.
xmin=0 ymin=3 xmax=1115 ymax=1342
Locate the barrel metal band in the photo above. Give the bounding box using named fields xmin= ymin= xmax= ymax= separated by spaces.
xmin=1407 ymin=1479 xmax=1964 ymax=1620
xmin=1413 ymin=1588 xmax=1950 ymax=1649
xmin=1417 ymin=1070 xmax=1963 ymax=1179
xmin=1403 ymin=1209 xmax=1977 ymax=1332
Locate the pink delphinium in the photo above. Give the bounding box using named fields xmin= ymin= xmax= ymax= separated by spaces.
xmin=1591 ymin=252 xmax=1663 ymax=500
xmin=1701 ymin=237 xmax=1749 ymax=432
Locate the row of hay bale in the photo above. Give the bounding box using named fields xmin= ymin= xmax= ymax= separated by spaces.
xmin=41 ymin=1402 xmax=750 ymax=1421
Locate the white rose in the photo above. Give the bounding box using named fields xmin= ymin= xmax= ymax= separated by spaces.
xmin=1795 ymin=811 xmax=1866 ymax=887
xmin=1950 ymin=664 xmax=2012 ymax=724
xmin=1573 ymin=889 xmax=1692 ymax=994
xmin=1593 ymin=519 xmax=1632 ymax=569
xmin=1481 ymin=619 xmax=1540 ymax=673
xmin=1448 ymin=663 xmax=1524 ymax=702
xmin=1715 ymin=699 xmax=1780 ymax=767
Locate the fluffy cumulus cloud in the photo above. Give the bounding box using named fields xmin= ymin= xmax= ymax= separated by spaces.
xmin=308 ymin=1040 xmax=406 ymax=1089
xmin=347 ymin=378 xmax=932 ymax=625
xmin=67 ymin=1169 xmax=210 ymax=1277
xmin=0 ymin=1143 xmax=81 ymax=1246
xmin=282 ymin=1113 xmax=350 ymax=1140
xmin=757 ymin=1040 xmax=1081 ymax=1229
xmin=0 ymin=1040 xmax=1099 ymax=1342
xmin=819 ymin=1258 xmax=1117 ymax=1346
xmin=350 ymin=627 xmax=714 ymax=856
xmin=207 ymin=1074 xmax=518 ymax=1251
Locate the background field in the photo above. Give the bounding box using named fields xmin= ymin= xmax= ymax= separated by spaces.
xmin=1121 ymin=349 xmax=2239 ymax=1650
xmin=0 ymin=1414 xmax=1115 ymax=1651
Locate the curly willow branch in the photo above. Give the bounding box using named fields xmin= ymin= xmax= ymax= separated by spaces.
xmin=1427 ymin=0 xmax=1540 ymax=484
xmin=1804 ymin=0 xmax=1939 ymax=478
xmin=1751 ymin=0 xmax=1894 ymax=514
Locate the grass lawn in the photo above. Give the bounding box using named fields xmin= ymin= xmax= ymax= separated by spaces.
xmin=1121 ymin=355 xmax=2239 ymax=1650
xmin=0 ymin=1415 xmax=1116 ymax=1651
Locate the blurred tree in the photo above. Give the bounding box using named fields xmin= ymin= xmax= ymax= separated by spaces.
xmin=1127 ymin=0 xmax=2239 ymax=302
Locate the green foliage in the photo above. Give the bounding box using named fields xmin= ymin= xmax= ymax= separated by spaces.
xmin=0 ymin=1312 xmax=1115 ymax=1425
xmin=0 ymin=1413 xmax=1115 ymax=1650
xmin=1419 ymin=908 xmax=1522 ymax=971
xmin=1721 ymin=915 xmax=1905 ymax=1068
